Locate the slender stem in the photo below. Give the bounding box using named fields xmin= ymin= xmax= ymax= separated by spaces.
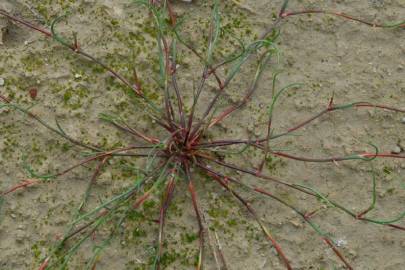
xmin=0 ymin=9 xmax=52 ymax=36
xmin=1 ymin=179 xmax=38 ymax=196
xmin=254 ymin=188 xmax=353 ymax=270
xmin=280 ymin=9 xmax=405 ymax=29
xmin=184 ymin=161 xmax=205 ymax=270
xmin=78 ymin=156 xmax=110 ymax=212
xmin=323 ymin=238 xmax=353 ymax=270
xmin=155 ymin=172 xmax=176 ymax=270
xmin=0 ymin=10 xmax=176 ymax=129
xmin=196 ymin=153 xmax=315 ymax=196
xmin=197 ymin=162 xmax=292 ymax=270
xmin=55 ymin=145 xmax=159 ymax=178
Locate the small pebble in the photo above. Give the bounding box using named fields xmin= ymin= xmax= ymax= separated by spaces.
xmin=29 ymin=88 xmax=38 ymax=99
xmin=335 ymin=238 xmax=347 ymax=247
xmin=289 ymin=219 xmax=303 ymax=228
xmin=0 ymin=77 xmax=4 ymax=86
xmin=15 ymin=230 xmax=27 ymax=243
xmin=391 ymin=146 xmax=401 ymax=154
xmin=401 ymin=117 xmax=405 ymax=124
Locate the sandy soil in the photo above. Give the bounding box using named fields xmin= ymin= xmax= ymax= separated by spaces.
xmin=0 ymin=0 xmax=404 ymax=269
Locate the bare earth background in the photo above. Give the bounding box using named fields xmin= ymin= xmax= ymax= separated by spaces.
xmin=0 ymin=0 xmax=404 ymax=269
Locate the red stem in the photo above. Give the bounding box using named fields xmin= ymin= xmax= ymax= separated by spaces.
xmin=0 ymin=9 xmax=52 ymax=36
xmin=323 ymin=237 xmax=353 ymax=270
xmin=281 ymin=9 xmax=405 ymax=29
xmin=184 ymin=161 xmax=205 ymax=270
xmin=2 ymin=179 xmax=38 ymax=196
xmin=156 ymin=176 xmax=176 ymax=270
xmin=198 ymin=162 xmax=292 ymax=270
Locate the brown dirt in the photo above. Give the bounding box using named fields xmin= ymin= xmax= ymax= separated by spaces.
xmin=0 ymin=1 xmax=404 ymax=269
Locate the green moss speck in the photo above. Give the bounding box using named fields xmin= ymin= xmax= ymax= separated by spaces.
xmin=383 ymin=166 xmax=393 ymax=175
xmin=21 ymin=54 xmax=44 ymax=72
xmin=181 ymin=232 xmax=197 ymax=244
xmin=208 ymin=207 xmax=228 ymax=218
xmin=31 ymin=243 xmax=41 ymax=259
